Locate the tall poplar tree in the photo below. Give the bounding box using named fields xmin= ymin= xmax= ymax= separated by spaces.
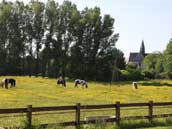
xmin=31 ymin=1 xmax=44 ymax=76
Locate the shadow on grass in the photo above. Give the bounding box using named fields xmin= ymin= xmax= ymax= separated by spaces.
xmin=18 ymin=118 xmax=172 ymax=129
xmin=140 ymin=81 xmax=172 ymax=87
xmin=102 ymin=81 xmax=133 ymax=86
xmin=119 ymin=119 xmax=172 ymax=129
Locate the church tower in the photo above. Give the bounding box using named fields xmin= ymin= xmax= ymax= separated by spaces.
xmin=139 ymin=40 xmax=145 ymax=56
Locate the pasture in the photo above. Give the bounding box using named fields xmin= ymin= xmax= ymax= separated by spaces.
xmin=0 ymin=76 xmax=172 ymax=108
xmin=0 ymin=76 xmax=172 ymax=128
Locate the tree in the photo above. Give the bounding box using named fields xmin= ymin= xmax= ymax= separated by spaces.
xmin=144 ymin=52 xmax=165 ymax=79
xmin=95 ymin=14 xmax=119 ymax=81
xmin=42 ymin=0 xmax=57 ymax=77
xmin=163 ymin=39 xmax=172 ymax=78
xmin=0 ymin=0 xmax=125 ymax=81
xmin=144 ymin=54 xmax=157 ymax=72
xmin=24 ymin=4 xmax=34 ymax=76
xmin=6 ymin=1 xmax=26 ymax=75
xmin=52 ymin=1 xmax=79 ymax=77
xmin=67 ymin=4 xmax=83 ymax=78
xmin=154 ymin=53 xmax=164 ymax=78
xmin=164 ymin=38 xmax=172 ymax=55
xmin=110 ymin=47 xmax=125 ymax=82
xmin=163 ymin=55 xmax=172 ymax=79
xmin=70 ymin=8 xmax=119 ymax=80
xmin=31 ymin=1 xmax=44 ymax=76
xmin=0 ymin=1 xmax=12 ymax=74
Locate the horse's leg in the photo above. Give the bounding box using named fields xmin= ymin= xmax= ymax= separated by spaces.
xmin=14 ymin=80 xmax=16 ymax=87
xmin=75 ymin=82 xmax=78 ymax=87
xmin=4 ymin=79 xmax=8 ymax=89
xmin=0 ymin=82 xmax=2 ymax=88
xmin=11 ymin=81 xmax=14 ymax=88
xmin=7 ymin=82 xmax=9 ymax=89
xmin=5 ymin=83 xmax=8 ymax=89
xmin=1 ymin=82 xmax=4 ymax=88
xmin=9 ymin=81 xmax=12 ymax=88
xmin=64 ymin=80 xmax=66 ymax=87
xmin=11 ymin=81 xmax=13 ymax=87
xmin=82 ymin=83 xmax=84 ymax=89
xmin=85 ymin=84 xmax=88 ymax=88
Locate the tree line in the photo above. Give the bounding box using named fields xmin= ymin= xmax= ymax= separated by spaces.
xmin=144 ymin=38 xmax=172 ymax=79
xmin=0 ymin=0 xmax=125 ymax=81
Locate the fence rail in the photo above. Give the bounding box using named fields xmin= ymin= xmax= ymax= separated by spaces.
xmin=0 ymin=101 xmax=172 ymax=128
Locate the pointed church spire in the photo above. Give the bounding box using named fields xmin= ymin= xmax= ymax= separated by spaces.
xmin=140 ymin=40 xmax=145 ymax=56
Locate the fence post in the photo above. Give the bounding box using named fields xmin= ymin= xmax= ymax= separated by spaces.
xmin=116 ymin=101 xmax=120 ymax=127
xmin=27 ymin=105 xmax=32 ymax=129
xmin=148 ymin=101 xmax=153 ymax=122
xmin=75 ymin=103 xmax=81 ymax=129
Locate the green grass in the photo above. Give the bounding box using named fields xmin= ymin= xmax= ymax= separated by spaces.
xmin=0 ymin=76 xmax=172 ymax=128
xmin=0 ymin=76 xmax=172 ymax=108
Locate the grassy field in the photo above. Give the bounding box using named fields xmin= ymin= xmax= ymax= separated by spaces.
xmin=0 ymin=76 xmax=172 ymax=128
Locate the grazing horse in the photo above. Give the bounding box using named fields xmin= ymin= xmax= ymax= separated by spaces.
xmin=75 ymin=79 xmax=88 ymax=88
xmin=0 ymin=80 xmax=4 ymax=88
xmin=8 ymin=78 xmax=16 ymax=87
xmin=132 ymin=82 xmax=138 ymax=90
xmin=0 ymin=78 xmax=16 ymax=89
xmin=57 ymin=77 xmax=66 ymax=87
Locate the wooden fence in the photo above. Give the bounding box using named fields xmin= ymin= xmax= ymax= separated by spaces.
xmin=0 ymin=101 xmax=172 ymax=129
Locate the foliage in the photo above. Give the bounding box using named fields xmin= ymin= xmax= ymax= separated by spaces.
xmin=164 ymin=38 xmax=172 ymax=55
xmin=120 ymin=64 xmax=144 ymax=81
xmin=143 ymin=38 xmax=172 ymax=79
xmin=0 ymin=0 xmax=125 ymax=81
xmin=143 ymin=70 xmax=155 ymax=79
xmin=144 ymin=52 xmax=165 ymax=79
xmin=120 ymin=69 xmax=144 ymax=81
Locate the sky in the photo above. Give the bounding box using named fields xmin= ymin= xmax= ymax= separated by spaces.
xmin=6 ymin=0 xmax=172 ymax=58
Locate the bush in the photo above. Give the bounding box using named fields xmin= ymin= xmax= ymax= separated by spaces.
xmin=143 ymin=71 xmax=155 ymax=79
xmin=120 ymin=69 xmax=144 ymax=81
xmin=120 ymin=70 xmax=130 ymax=80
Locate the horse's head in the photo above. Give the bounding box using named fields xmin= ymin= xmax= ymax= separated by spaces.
xmin=0 ymin=81 xmax=4 ymax=87
xmin=57 ymin=80 xmax=62 ymax=84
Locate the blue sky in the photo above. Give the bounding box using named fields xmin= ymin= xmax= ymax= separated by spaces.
xmin=7 ymin=0 xmax=172 ymax=58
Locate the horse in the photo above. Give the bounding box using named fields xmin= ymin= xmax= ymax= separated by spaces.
xmin=132 ymin=82 xmax=138 ymax=90
xmin=0 ymin=78 xmax=16 ymax=89
xmin=0 ymin=78 xmax=7 ymax=89
xmin=0 ymin=80 xmax=4 ymax=88
xmin=8 ymin=78 xmax=16 ymax=87
xmin=75 ymin=79 xmax=88 ymax=88
xmin=57 ymin=77 xmax=66 ymax=87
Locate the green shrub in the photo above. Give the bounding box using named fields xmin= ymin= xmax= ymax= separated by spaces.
xmin=120 ymin=69 xmax=144 ymax=81
xmin=143 ymin=71 xmax=155 ymax=79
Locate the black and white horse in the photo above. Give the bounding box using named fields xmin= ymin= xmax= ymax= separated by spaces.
xmin=0 ymin=78 xmax=16 ymax=89
xmin=57 ymin=77 xmax=66 ymax=87
xmin=75 ymin=79 xmax=88 ymax=88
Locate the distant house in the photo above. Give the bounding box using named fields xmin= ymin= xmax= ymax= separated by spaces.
xmin=128 ymin=40 xmax=148 ymax=69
